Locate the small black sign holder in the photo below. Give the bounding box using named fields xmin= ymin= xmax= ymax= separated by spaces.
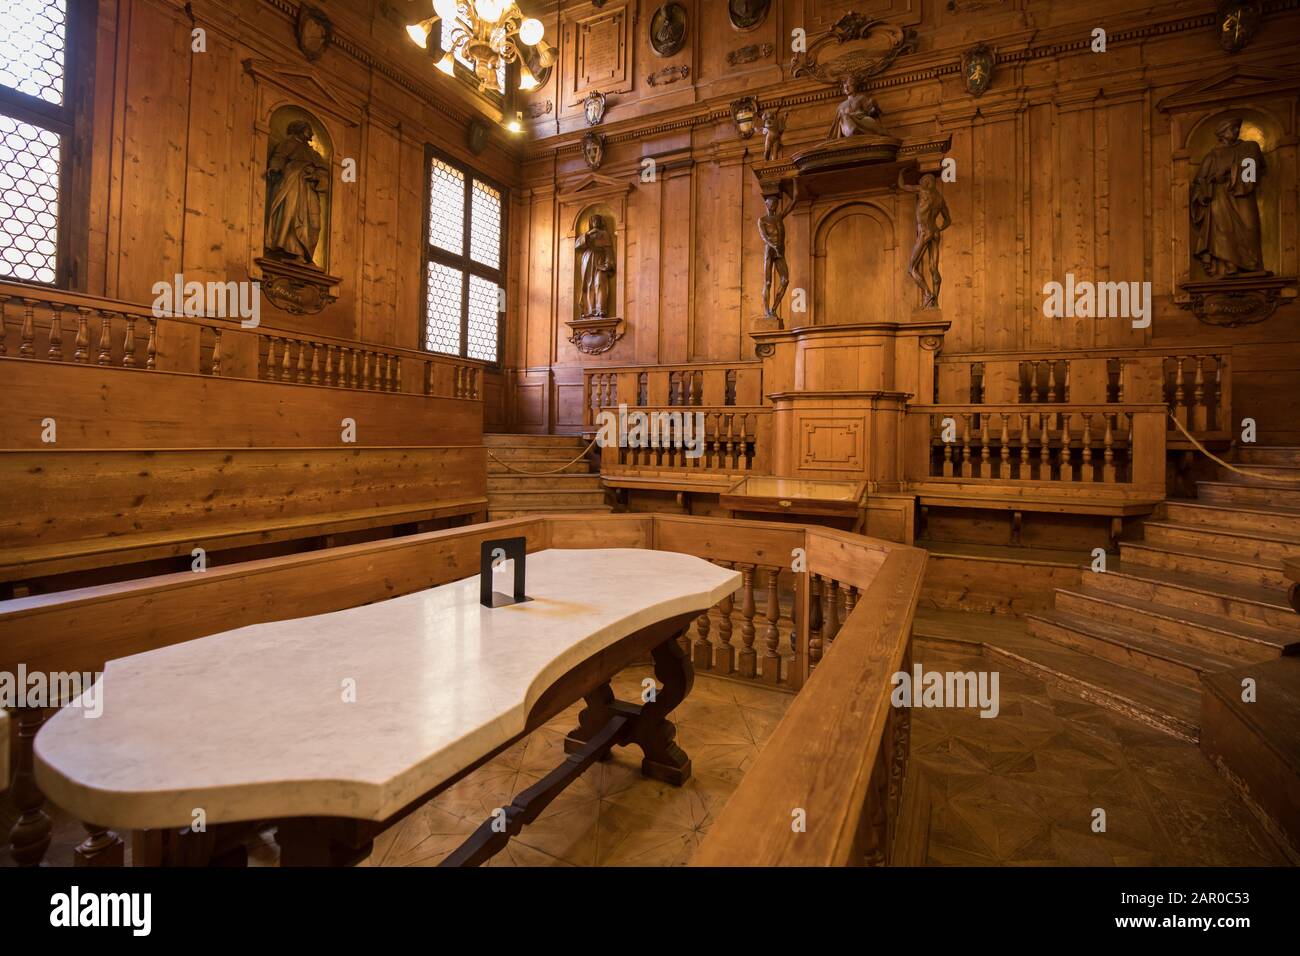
xmin=480 ymin=537 xmax=530 ymax=608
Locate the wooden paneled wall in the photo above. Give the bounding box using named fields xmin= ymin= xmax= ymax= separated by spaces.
xmin=506 ymin=0 xmax=1300 ymax=439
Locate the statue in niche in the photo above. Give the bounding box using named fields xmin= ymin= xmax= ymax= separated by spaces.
xmin=264 ymin=119 xmax=330 ymax=266
xmin=1191 ymin=117 xmax=1267 ymax=277
xmin=761 ymin=109 xmax=786 ymax=160
xmin=758 ymin=184 xmax=798 ymax=319
xmin=900 ymin=171 xmax=952 ymax=309
xmin=827 ymin=76 xmax=892 ymax=140
xmin=576 ymin=214 xmax=616 ymax=318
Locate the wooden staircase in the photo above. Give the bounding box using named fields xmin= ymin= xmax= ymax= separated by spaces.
xmin=1023 ymin=446 xmax=1300 ymax=740
xmin=483 ymin=434 xmax=612 ymax=520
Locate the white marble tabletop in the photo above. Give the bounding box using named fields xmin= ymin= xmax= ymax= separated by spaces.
xmin=34 ymin=549 xmax=740 ymax=830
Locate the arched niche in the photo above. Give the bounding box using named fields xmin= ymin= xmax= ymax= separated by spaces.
xmin=813 ymin=202 xmax=895 ymax=325
xmin=264 ymin=104 xmax=334 ymax=272
xmin=572 ymin=203 xmax=619 ymax=319
xmin=1185 ymin=107 xmax=1285 ymax=276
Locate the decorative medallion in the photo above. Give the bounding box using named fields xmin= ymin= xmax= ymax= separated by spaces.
xmin=581 ymin=131 xmax=605 ymax=170
xmin=567 ymin=316 xmax=623 ymax=355
xmin=295 ymin=5 xmax=333 ymax=62
xmin=961 ymin=43 xmax=995 ymax=97
xmin=727 ymin=42 xmax=774 ymax=67
xmin=1217 ymin=0 xmax=1262 ymax=54
xmin=255 ymin=256 xmax=341 ymax=315
xmin=647 ymin=65 xmax=690 ymax=87
xmin=468 ymin=118 xmax=490 ymax=155
xmin=649 ymin=3 xmax=688 ymax=58
xmin=731 ymin=96 xmax=760 ymax=139
xmin=728 ymin=0 xmax=771 ymax=31
xmin=791 ymin=13 xmax=917 ymax=85
xmin=583 ymin=90 xmax=608 ymax=126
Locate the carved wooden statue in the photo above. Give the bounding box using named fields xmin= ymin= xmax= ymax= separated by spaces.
xmin=761 ymin=109 xmax=786 ymax=161
xmin=900 ymin=171 xmax=951 ymax=309
xmin=827 ymin=76 xmax=890 ymax=140
xmin=759 ymin=185 xmax=797 ymax=319
xmin=1191 ymin=117 xmax=1267 ymax=277
xmin=576 ymin=214 xmax=616 ymax=318
xmin=264 ymin=120 xmax=330 ymax=265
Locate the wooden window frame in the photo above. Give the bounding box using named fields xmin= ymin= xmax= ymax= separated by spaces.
xmin=0 ymin=0 xmax=96 ymax=290
xmin=420 ymin=144 xmax=507 ymax=367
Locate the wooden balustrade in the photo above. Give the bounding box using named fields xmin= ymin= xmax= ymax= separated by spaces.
xmin=0 ymin=281 xmax=485 ymax=402
xmin=596 ymin=406 xmax=773 ymax=476
xmin=1 ymin=513 xmax=921 ymax=867
xmin=582 ymin=361 xmax=763 ymax=430
xmin=905 ymin=403 xmax=1167 ymax=494
xmin=936 ymin=347 xmax=1232 ymax=440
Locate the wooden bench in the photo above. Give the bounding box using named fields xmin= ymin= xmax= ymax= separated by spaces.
xmin=0 ymin=446 xmax=486 ymax=590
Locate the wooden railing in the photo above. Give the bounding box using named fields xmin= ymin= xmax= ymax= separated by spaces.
xmin=583 ymin=361 xmax=763 ymax=431
xmin=904 ymin=403 xmax=1167 ymax=493
xmin=1 ymin=513 xmax=923 ymax=867
xmin=596 ymin=406 xmax=774 ymax=477
xmin=0 ymin=281 xmax=485 ymax=401
xmin=937 ymin=347 xmax=1231 ymax=440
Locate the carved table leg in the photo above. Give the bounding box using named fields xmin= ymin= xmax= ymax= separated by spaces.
xmin=564 ymin=681 xmax=617 ymax=758
xmin=74 ymin=822 xmax=125 ymax=867
xmin=8 ymin=705 xmax=51 ymax=866
xmin=627 ymin=629 xmax=694 ymax=786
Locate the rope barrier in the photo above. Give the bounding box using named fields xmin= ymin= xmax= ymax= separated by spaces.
xmin=486 ymin=437 xmax=600 ymax=476
xmin=1167 ymin=413 xmax=1300 ymax=484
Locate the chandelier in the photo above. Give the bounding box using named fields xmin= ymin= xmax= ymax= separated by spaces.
xmin=407 ymin=0 xmax=555 ymax=94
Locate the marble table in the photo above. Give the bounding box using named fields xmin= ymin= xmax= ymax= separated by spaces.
xmin=34 ymin=548 xmax=740 ymax=866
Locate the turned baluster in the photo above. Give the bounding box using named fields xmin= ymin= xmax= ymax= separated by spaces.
xmin=146 ymin=318 xmax=157 ymax=369
xmin=70 ymin=306 xmax=89 ymax=363
xmin=960 ymin=413 xmax=972 ymax=478
xmin=998 ymin=413 xmax=1010 ymax=479
xmin=211 ymin=328 xmax=222 ymax=376
xmin=396 ymin=356 xmax=403 ymax=392
xmin=1029 ymin=360 xmax=1041 ymax=402
xmin=74 ymin=823 xmax=125 ymax=867
xmin=455 ymin=365 xmax=465 ymax=398
xmin=1039 ymin=412 xmax=1051 ymax=480
xmin=1060 ymin=413 xmax=1073 ymax=481
xmin=296 ymin=339 xmax=307 ymax=383
xmin=8 ymin=706 xmax=52 ymax=866
xmin=122 ymin=313 xmax=136 ymax=367
xmin=310 ymin=343 xmax=321 ymax=385
xmin=1047 ymin=360 xmax=1058 ymax=403
xmin=48 ymin=303 xmax=64 ymax=360
xmin=1081 ymin=413 xmax=1094 ymax=481
xmin=1103 ymin=413 xmax=1116 ymax=483
xmin=808 ymin=575 xmax=824 ymax=669
xmin=724 ymin=413 xmax=736 ymax=470
xmin=1173 ymin=355 xmax=1188 ymax=428
xmin=1213 ymin=356 xmax=1223 ymax=430
xmin=715 ymin=563 xmax=735 ymax=674
xmin=20 ymin=298 xmax=36 ymax=356
xmin=281 ymin=337 xmax=293 ymax=381
xmin=96 ymin=310 xmax=112 ymax=365
xmin=692 ymin=607 xmax=713 ymax=671
xmin=844 ymin=585 xmax=859 ymax=623
xmin=264 ymin=337 xmax=277 ymax=380
xmin=1115 ymin=360 xmax=1124 ymax=403
xmin=326 ymin=346 xmax=336 ymax=386
xmin=822 ymin=577 xmax=842 ymax=650
xmin=979 ymin=416 xmax=991 ymax=478
xmin=1063 ymin=361 xmax=1072 ymax=402
xmin=351 ymin=348 xmax=361 ymax=389
xmin=762 ymin=567 xmax=781 ymax=685
xmin=738 ymin=565 xmax=758 ymax=679
xmin=1192 ymin=356 xmax=1208 ymax=433
xmin=1019 ymin=413 xmax=1030 ymax=477
xmin=941 ymin=414 xmax=954 ymax=477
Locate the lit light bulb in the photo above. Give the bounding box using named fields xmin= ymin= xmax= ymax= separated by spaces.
xmin=519 ymin=18 xmax=544 ymax=46
xmin=433 ymin=0 xmax=459 ymax=21
xmin=406 ymin=20 xmax=431 ymax=48
xmin=518 ymin=69 xmax=539 ymax=91
xmin=475 ymin=0 xmax=505 ymax=21
xmin=435 ymin=52 xmax=456 ymax=75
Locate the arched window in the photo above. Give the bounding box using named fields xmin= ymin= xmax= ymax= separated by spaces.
xmin=0 ymin=0 xmax=93 ymax=287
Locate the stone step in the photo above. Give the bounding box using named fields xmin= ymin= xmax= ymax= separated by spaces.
xmin=483 ymin=433 xmax=589 ymax=448
xmin=487 ymin=458 xmax=593 ymax=475
xmin=487 ymin=474 xmax=602 ymax=491
xmin=1235 ymin=446 xmax=1300 ymax=467
xmin=1053 ymin=588 xmax=1293 ymax=663
xmin=1143 ymin=521 xmax=1300 ymax=564
xmin=1080 ymin=564 xmax=1300 ymax=636
xmin=1027 ymin=611 xmax=1239 ymax=688
xmin=1163 ymin=499 xmax=1300 ymax=537
xmin=911 ymin=608 xmax=1199 ymax=741
xmin=1119 ymin=541 xmax=1287 ymax=589
xmin=1198 ymin=480 xmax=1300 ymax=510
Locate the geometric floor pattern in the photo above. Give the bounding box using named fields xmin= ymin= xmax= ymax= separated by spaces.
xmin=910 ymin=641 xmax=1288 ymax=866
